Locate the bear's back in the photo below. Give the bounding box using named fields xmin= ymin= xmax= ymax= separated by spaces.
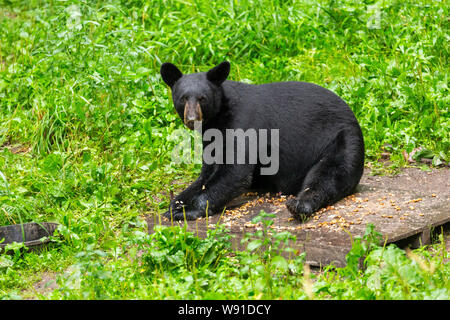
xmin=222 ymin=80 xmax=358 ymax=131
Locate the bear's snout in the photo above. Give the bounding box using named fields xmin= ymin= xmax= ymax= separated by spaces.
xmin=184 ymin=100 xmax=203 ymax=130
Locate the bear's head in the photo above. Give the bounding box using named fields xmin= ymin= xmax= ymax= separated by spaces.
xmin=160 ymin=61 xmax=230 ymax=130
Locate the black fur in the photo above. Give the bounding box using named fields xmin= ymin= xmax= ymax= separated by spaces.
xmin=160 ymin=61 xmax=365 ymax=221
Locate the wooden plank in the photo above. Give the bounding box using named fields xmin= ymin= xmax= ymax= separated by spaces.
xmin=147 ymin=168 xmax=450 ymax=267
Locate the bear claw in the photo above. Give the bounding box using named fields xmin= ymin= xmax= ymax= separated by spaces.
xmin=286 ymin=198 xmax=315 ymax=221
xmin=163 ymin=208 xmax=205 ymax=221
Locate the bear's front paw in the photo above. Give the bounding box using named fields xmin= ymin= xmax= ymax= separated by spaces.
xmin=163 ymin=208 xmax=206 ymax=221
xmin=286 ymin=198 xmax=315 ymax=221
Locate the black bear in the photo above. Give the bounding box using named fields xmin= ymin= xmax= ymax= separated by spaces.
xmin=160 ymin=61 xmax=364 ymax=221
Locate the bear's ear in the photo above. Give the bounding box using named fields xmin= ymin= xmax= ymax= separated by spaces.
xmin=207 ymin=61 xmax=230 ymax=86
xmin=160 ymin=63 xmax=183 ymax=87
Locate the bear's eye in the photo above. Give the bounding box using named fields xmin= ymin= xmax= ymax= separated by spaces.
xmin=198 ymin=96 xmax=206 ymax=102
xmin=181 ymin=96 xmax=188 ymax=103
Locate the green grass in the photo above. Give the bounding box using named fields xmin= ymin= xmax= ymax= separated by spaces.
xmin=0 ymin=0 xmax=448 ymax=299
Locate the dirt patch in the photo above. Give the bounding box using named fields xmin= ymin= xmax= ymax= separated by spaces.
xmin=0 ymin=141 xmax=31 ymax=154
xmin=20 ymin=271 xmax=59 ymax=300
xmin=32 ymin=272 xmax=58 ymax=297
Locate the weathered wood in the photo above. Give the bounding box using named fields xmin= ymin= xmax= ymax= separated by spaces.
xmin=147 ymin=168 xmax=450 ymax=267
xmin=0 ymin=222 xmax=59 ymax=253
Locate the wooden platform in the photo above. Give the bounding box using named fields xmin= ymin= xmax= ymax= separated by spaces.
xmin=147 ymin=168 xmax=450 ymax=267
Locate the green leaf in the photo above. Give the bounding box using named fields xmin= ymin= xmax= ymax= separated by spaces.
xmin=271 ymin=255 xmax=288 ymax=272
xmin=412 ymin=148 xmax=434 ymax=161
xmin=247 ymin=239 xmax=262 ymax=252
xmin=0 ymin=255 xmax=14 ymax=269
xmin=432 ymin=155 xmax=442 ymax=166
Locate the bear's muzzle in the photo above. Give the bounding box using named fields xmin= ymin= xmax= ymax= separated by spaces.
xmin=184 ymin=101 xmax=203 ymax=130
